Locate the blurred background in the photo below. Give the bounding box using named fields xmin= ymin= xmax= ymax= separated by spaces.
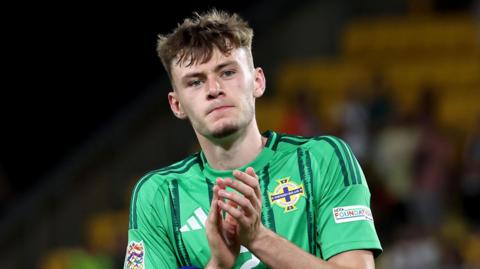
xmin=1 ymin=0 xmax=479 ymax=268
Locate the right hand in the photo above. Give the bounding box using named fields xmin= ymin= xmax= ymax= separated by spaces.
xmin=205 ymin=179 xmax=240 ymax=269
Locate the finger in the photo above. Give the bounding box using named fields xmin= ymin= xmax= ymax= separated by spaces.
xmin=221 ymin=177 xmax=260 ymax=211
xmin=208 ymin=185 xmax=222 ymax=229
xmin=225 ymin=174 xmax=262 ymax=211
xmin=218 ymin=189 xmax=256 ymax=217
xmin=222 ymin=223 xmax=237 ymax=244
xmin=225 ymin=200 xmax=239 ymax=225
xmin=233 ymin=168 xmax=262 ymax=199
xmin=246 ymin=167 xmax=258 ymax=180
xmin=218 ymin=199 xmax=248 ymax=226
xmin=223 ymin=201 xmax=238 ymax=242
xmin=215 ymin=178 xmax=230 ymax=219
xmin=216 ymin=177 xmax=223 ymax=186
xmin=246 ymin=167 xmax=263 ymax=200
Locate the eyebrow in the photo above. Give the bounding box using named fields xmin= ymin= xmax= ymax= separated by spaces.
xmin=181 ymin=60 xmax=238 ymax=81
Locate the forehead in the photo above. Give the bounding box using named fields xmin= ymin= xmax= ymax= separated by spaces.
xmin=170 ymin=48 xmax=248 ymax=79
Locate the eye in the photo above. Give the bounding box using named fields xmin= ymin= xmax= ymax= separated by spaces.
xmin=188 ymin=79 xmax=203 ymax=87
xmin=221 ymin=70 xmax=236 ymax=78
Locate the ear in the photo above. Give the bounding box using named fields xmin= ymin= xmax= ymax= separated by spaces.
xmin=168 ymin=91 xmax=187 ymax=119
xmin=253 ymin=67 xmax=266 ymax=98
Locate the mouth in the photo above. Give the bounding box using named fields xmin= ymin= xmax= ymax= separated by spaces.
xmin=207 ymin=105 xmax=234 ymax=115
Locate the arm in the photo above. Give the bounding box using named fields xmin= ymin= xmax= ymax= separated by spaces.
xmin=217 ymin=168 xmax=375 ymax=269
xmin=249 ymin=226 xmax=374 ymax=269
xmin=125 ymin=176 xmax=177 ymax=269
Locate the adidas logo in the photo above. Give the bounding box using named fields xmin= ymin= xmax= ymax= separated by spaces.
xmin=180 ymin=207 xmax=208 ymax=232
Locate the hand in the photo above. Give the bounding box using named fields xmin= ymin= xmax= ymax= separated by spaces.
xmin=205 ymin=184 xmax=240 ymax=269
xmin=217 ymin=167 xmax=265 ymax=247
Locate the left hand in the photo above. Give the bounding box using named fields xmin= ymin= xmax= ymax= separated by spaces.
xmin=205 ymin=184 xmax=240 ymax=269
xmin=217 ymin=167 xmax=265 ymax=247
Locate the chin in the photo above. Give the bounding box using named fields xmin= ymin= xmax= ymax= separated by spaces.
xmin=210 ymin=123 xmax=240 ymax=139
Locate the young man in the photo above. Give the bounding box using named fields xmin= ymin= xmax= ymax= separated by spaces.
xmin=125 ymin=9 xmax=382 ymax=269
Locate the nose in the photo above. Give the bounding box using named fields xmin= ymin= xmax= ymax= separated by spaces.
xmin=207 ymin=77 xmax=223 ymax=99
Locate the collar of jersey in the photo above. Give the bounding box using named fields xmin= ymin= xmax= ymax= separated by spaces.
xmin=200 ymin=130 xmax=278 ymax=179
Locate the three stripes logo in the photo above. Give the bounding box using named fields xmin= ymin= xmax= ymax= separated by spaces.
xmin=180 ymin=208 xmax=208 ymax=232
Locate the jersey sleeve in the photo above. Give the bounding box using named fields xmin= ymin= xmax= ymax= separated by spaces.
xmin=125 ymin=174 xmax=178 ymax=269
xmin=311 ymin=136 xmax=382 ymax=260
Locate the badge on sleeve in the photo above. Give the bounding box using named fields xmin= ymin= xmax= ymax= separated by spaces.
xmin=125 ymin=240 xmax=145 ymax=269
xmin=333 ymin=205 xmax=373 ymax=223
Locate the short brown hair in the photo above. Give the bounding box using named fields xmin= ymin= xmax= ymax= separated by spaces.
xmin=156 ymin=9 xmax=254 ymax=79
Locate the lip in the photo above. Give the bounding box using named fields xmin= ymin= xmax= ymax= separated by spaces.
xmin=207 ymin=105 xmax=234 ymax=115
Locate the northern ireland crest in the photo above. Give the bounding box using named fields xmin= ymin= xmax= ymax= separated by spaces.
xmin=269 ymin=177 xmax=305 ymax=212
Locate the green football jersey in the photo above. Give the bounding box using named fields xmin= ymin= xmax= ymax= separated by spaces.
xmin=125 ymin=131 xmax=382 ymax=269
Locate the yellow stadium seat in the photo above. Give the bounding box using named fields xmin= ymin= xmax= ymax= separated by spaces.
xmin=342 ymin=15 xmax=479 ymax=60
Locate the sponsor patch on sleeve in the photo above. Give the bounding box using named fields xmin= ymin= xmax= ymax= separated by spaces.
xmin=332 ymin=205 xmax=373 ymax=223
xmin=125 ymin=240 xmax=145 ymax=269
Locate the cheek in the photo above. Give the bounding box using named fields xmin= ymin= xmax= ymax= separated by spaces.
xmin=177 ymin=92 xmax=195 ymax=112
xmin=180 ymin=99 xmax=204 ymax=119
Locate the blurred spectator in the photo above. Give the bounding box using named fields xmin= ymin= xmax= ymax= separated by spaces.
xmin=377 ymin=225 xmax=442 ymax=269
xmin=462 ymin=227 xmax=480 ymax=268
xmin=410 ymin=86 xmax=454 ymax=230
xmin=461 ymin=115 xmax=480 ymax=226
xmin=367 ymin=71 xmax=395 ymax=135
xmin=279 ymin=89 xmax=322 ymax=136
xmin=372 ymin=112 xmax=419 ymax=233
xmin=438 ymin=213 xmax=468 ymax=267
xmin=337 ymin=84 xmax=370 ymax=162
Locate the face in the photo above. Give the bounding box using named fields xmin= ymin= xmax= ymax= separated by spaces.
xmin=168 ymin=48 xmax=265 ymax=140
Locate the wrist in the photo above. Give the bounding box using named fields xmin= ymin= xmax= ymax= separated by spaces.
xmin=247 ymin=225 xmax=271 ymax=252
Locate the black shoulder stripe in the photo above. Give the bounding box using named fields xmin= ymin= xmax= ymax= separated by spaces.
xmin=263 ymin=130 xmax=274 ymax=148
xmin=271 ymin=133 xmax=284 ymax=151
xmin=315 ymin=137 xmax=351 ymax=187
xmin=158 ymin=158 xmax=200 ymax=176
xmin=279 ymin=137 xmax=309 ymax=146
xmin=274 ymin=133 xmax=315 ymax=149
xmin=345 ymin=142 xmax=362 ymax=184
xmin=156 ymin=154 xmax=197 ymax=174
xmin=129 ymin=173 xmax=156 ymax=229
xmin=129 ymin=155 xmax=200 ymax=229
xmin=333 ymin=137 xmax=359 ymax=185
xmin=284 ymin=133 xmax=313 ymax=140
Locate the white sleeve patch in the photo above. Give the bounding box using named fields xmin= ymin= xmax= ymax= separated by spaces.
xmin=332 ymin=205 xmax=373 ymax=223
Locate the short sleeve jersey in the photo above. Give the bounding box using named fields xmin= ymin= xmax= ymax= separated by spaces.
xmin=124 ymin=131 xmax=382 ymax=269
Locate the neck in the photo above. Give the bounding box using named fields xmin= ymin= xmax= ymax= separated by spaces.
xmin=196 ymin=120 xmax=266 ymax=170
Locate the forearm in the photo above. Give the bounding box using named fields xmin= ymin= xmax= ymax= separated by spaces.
xmin=248 ymin=227 xmax=351 ymax=269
